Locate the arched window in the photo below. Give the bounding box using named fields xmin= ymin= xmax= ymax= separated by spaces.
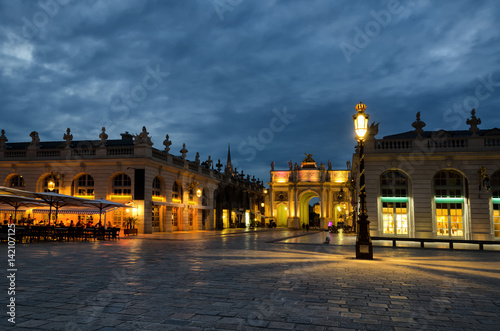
xmin=112 ymin=174 xmax=131 ymax=196
xmin=434 ymin=170 xmax=467 ymax=237
xmin=10 ymin=175 xmax=25 ymax=189
xmin=152 ymin=177 xmax=161 ymax=197
xmin=74 ymin=174 xmax=94 ymax=197
xmin=380 ymin=170 xmax=409 ymax=235
xmin=491 ymin=171 xmax=500 ymax=238
xmin=172 ymin=181 xmax=183 ymax=202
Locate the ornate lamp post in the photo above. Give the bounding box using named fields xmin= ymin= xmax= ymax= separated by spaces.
xmin=353 ymin=101 xmax=373 ymax=259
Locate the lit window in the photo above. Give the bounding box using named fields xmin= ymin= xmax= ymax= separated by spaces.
xmin=434 ymin=170 xmax=466 ymax=237
xmin=380 ymin=170 xmax=409 ymax=235
xmin=491 ymin=171 xmax=500 ymax=238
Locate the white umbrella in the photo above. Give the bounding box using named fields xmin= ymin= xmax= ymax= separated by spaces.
xmin=0 ymin=194 xmax=47 ymax=221
xmin=30 ymin=192 xmax=89 ymax=225
xmin=81 ymin=199 xmax=129 ymax=228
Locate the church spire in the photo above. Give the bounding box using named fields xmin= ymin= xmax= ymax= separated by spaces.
xmin=225 ymin=144 xmax=233 ymax=175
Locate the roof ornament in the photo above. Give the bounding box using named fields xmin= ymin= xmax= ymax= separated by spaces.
xmin=99 ymin=127 xmax=108 ymax=146
xmin=216 ymin=159 xmax=223 ymax=172
xmin=163 ymin=134 xmax=172 ymax=152
xmin=63 ymin=128 xmax=73 ymax=148
xmin=0 ymin=130 xmax=7 ymax=150
xmin=412 ymin=112 xmax=426 ymax=136
xmin=180 ymin=143 xmax=188 ymax=159
xmin=466 ymin=108 xmax=481 ymax=135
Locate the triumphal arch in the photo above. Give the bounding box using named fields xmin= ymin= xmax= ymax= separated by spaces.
xmin=268 ymin=155 xmax=352 ymax=229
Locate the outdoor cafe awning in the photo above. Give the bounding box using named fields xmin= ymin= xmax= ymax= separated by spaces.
xmin=32 ymin=207 xmax=121 ymax=215
xmin=0 ymin=187 xmax=129 ymax=224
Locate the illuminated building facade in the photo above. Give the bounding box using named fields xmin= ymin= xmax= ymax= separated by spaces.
xmin=363 ymin=109 xmax=500 ymax=241
xmin=0 ymin=127 xmax=264 ymax=233
xmin=267 ymin=155 xmax=351 ymax=229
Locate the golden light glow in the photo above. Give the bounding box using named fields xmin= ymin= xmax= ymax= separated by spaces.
xmin=172 ymin=198 xmax=182 ymax=203
xmin=261 ymin=202 xmax=265 ymax=208
xmin=188 ymin=201 xmax=195 ymax=205
xmin=196 ymin=188 xmax=202 ymax=198
xmin=74 ymin=195 xmax=95 ymax=199
xmin=264 ymin=189 xmax=268 ymax=194
xmin=47 ymin=180 xmax=55 ymax=191
xmin=152 ymin=196 xmax=164 ymax=202
xmin=273 ymin=171 xmax=289 ymax=183
xmin=110 ymin=194 xmax=132 ymax=199
xmin=353 ymin=101 xmax=369 ymax=140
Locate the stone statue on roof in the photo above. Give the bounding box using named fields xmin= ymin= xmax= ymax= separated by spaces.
xmin=99 ymin=127 xmax=108 ymax=146
xmin=29 ymin=131 xmax=40 ymax=147
xmin=304 ymin=153 xmax=314 ymax=162
xmin=134 ymin=126 xmax=153 ymax=145
xmin=0 ymin=130 xmax=7 ymax=150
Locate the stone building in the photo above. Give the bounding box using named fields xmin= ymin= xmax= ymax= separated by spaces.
xmin=267 ymin=155 xmax=351 ymax=229
xmin=0 ymin=127 xmax=264 ymax=233
xmin=362 ymin=109 xmax=500 ymax=241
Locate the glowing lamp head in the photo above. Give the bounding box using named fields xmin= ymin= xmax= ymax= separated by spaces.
xmin=196 ymin=188 xmax=202 ymax=198
xmin=353 ymin=101 xmax=369 ymax=140
xmin=260 ymin=202 xmax=265 ymax=208
xmin=47 ymin=179 xmax=55 ymax=191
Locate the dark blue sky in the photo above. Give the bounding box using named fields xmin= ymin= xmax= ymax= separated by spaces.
xmin=1 ymin=0 xmax=500 ymax=184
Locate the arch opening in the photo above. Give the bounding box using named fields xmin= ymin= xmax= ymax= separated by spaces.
xmin=300 ymin=192 xmax=319 ymax=228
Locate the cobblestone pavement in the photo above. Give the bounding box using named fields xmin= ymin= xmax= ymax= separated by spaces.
xmin=4 ymin=229 xmax=500 ymax=330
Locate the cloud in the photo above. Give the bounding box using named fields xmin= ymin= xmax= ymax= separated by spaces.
xmin=0 ymin=0 xmax=499 ymax=182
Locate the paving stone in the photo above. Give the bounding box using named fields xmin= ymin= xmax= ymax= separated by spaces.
xmin=10 ymin=229 xmax=500 ymax=330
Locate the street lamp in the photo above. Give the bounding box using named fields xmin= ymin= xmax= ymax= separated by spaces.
xmin=47 ymin=178 xmax=56 ymax=192
xmin=353 ymin=101 xmax=373 ymax=259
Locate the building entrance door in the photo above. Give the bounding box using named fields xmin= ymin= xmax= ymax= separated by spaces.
xmin=172 ymin=207 xmax=180 ymax=231
xmin=152 ymin=206 xmax=160 ymax=232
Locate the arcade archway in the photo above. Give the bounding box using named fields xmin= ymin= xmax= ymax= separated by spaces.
xmin=268 ymin=155 xmax=351 ymax=229
xmin=299 ymin=191 xmax=319 ymax=228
